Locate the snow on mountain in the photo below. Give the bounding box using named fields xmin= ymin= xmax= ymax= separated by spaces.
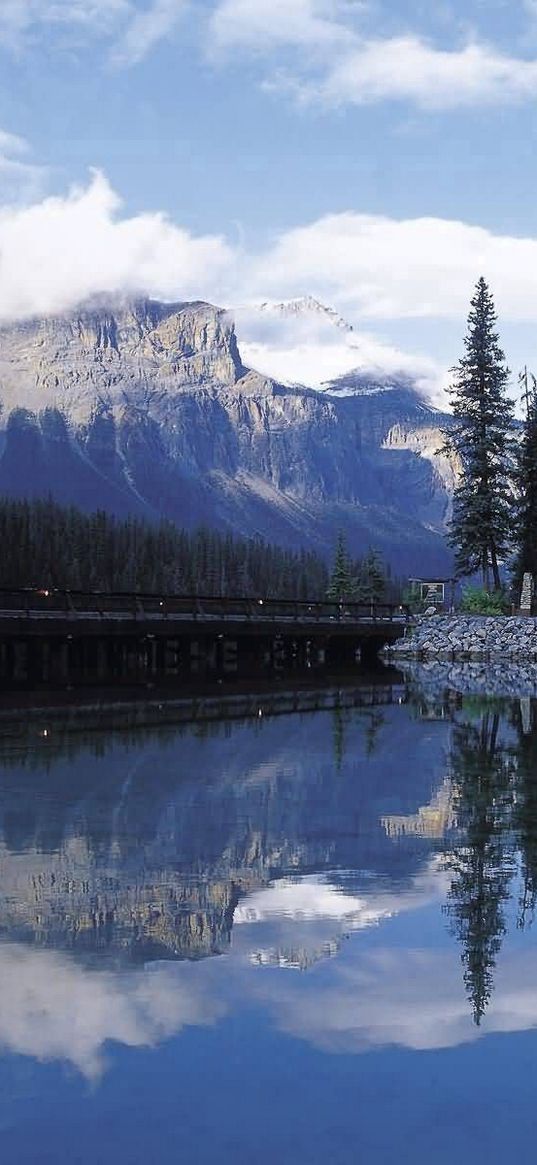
xmin=0 ymin=296 xmax=454 ymax=572
xmin=257 ymin=296 xmax=354 ymax=334
xmin=233 ymin=296 xmax=446 ymax=406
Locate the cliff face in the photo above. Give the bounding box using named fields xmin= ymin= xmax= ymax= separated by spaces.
xmin=0 ymin=298 xmax=454 ymax=571
xmin=0 ymin=300 xmax=247 ymax=412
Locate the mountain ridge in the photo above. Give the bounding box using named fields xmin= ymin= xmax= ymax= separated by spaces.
xmin=0 ymin=296 xmax=454 ymax=574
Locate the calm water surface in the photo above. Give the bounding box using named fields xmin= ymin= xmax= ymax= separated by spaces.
xmin=1 ymin=670 xmax=537 ymax=1164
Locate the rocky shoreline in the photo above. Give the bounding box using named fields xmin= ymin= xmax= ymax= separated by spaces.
xmin=386 ymin=615 xmax=537 ymax=662
xmin=396 ymin=659 xmax=537 ymax=699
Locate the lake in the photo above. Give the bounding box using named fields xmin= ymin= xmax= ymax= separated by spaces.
xmin=1 ymin=667 xmax=537 ymax=1164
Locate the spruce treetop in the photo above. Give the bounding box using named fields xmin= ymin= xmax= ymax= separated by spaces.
xmin=442 ymin=277 xmax=514 ymax=590
xmin=327 ymin=531 xmax=355 ymax=601
xmin=449 ymin=276 xmax=513 ymax=439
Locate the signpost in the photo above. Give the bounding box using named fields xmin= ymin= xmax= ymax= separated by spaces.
xmin=408 ymin=578 xmax=455 ymax=612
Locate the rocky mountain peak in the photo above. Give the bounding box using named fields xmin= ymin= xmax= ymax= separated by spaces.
xmin=0 ymin=295 xmax=454 ymax=573
xmin=257 ymin=296 xmax=354 ymax=334
xmin=0 ymin=297 xmax=248 ymax=422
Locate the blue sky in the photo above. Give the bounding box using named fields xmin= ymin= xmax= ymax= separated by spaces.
xmin=2 ymin=0 xmax=537 ymax=395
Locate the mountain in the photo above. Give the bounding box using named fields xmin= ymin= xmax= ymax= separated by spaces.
xmin=322 ymin=369 xmax=422 ymax=398
xmin=0 ymin=297 xmax=455 ymax=574
xmin=0 ymin=701 xmax=447 ymax=963
xmin=257 ymin=295 xmax=355 ymax=334
xmin=237 ymin=294 xmax=442 ymax=400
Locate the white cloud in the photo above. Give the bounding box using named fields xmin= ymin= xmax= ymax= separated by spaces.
xmin=112 ymin=0 xmax=187 ymax=66
xmin=5 ymin=867 xmax=537 ymax=1076
xmin=0 ymin=942 xmax=225 ymax=1079
xmin=234 ymin=301 xmax=441 ymax=396
xmin=253 ymin=945 xmax=537 ymax=1054
xmin=3 ymin=0 xmax=537 ymax=99
xmin=234 ymin=865 xmax=446 ymax=927
xmin=209 ymin=0 xmax=537 ymax=111
xmin=0 ymin=128 xmax=28 ymax=155
xmin=0 ymin=865 xmax=454 ymax=1077
xmin=232 ymin=871 xmax=537 ymax=1056
xmin=0 ymin=160 xmax=446 ymax=392
xmin=4 ymin=0 xmax=537 ymax=99
xmin=234 ymin=877 xmax=393 ymax=926
xmin=4 ymin=167 xmax=537 ymax=393
xmin=246 ymin=211 xmax=537 ymax=324
xmin=209 ymin=0 xmax=359 ymax=55
xmin=0 ymin=169 xmax=234 ymax=320
xmin=39 ymin=0 xmax=130 ymax=27
xmin=0 ymin=0 xmax=129 ymax=46
xmin=307 ymin=36 xmax=537 ymax=110
xmin=0 ymin=126 xmax=46 ymax=204
xmin=0 ymin=0 xmax=180 ymax=63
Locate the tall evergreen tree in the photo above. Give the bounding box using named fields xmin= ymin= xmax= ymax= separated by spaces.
xmin=355 ymin=547 xmax=386 ymax=603
xmin=512 ymin=369 xmax=537 ymax=596
xmin=326 ymin=532 xmax=355 ymax=601
xmin=443 ymin=277 xmax=514 ymax=590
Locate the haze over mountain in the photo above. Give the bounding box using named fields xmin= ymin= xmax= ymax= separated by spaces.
xmin=235 ymin=295 xmax=444 ymax=403
xmin=0 ymin=295 xmax=455 ymax=573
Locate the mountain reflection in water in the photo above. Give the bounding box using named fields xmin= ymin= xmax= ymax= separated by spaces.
xmin=1 ymin=673 xmax=537 ymax=1084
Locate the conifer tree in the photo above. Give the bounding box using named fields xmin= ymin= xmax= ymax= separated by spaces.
xmin=443 ymin=277 xmax=514 ymax=590
xmin=512 ymin=369 xmax=537 ymax=596
xmin=326 ymin=532 xmax=355 ymax=601
xmin=355 ymin=547 xmax=386 ymax=603
xmin=0 ymin=496 xmax=330 ymax=599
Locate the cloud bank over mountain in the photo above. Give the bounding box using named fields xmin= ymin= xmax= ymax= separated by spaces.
xmin=4 ymin=167 xmax=537 ymax=326
xmin=234 ymin=301 xmax=443 ymax=399
xmin=2 ymin=164 xmax=537 ymax=395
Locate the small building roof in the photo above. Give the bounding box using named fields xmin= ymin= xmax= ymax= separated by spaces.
xmin=408 ymin=577 xmax=454 ymax=584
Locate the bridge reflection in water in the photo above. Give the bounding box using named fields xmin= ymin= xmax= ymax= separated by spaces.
xmin=0 ymin=589 xmax=411 ymax=688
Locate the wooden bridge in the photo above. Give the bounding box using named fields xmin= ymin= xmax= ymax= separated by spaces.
xmin=0 ymin=589 xmax=412 ymax=688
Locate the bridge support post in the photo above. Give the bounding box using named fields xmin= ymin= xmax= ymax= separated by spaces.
xmin=96 ymin=640 xmax=108 ymax=682
xmin=53 ymin=640 xmax=70 ymax=685
xmin=360 ymin=637 xmax=384 ymax=667
xmin=325 ymin=638 xmax=359 ymax=668
xmin=25 ymin=638 xmax=43 ymax=685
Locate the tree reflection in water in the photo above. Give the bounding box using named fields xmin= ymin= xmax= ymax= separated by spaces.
xmin=443 ymin=710 xmax=516 ymax=1024
xmin=438 ymin=694 xmax=537 ymax=1024
xmin=513 ymin=700 xmax=537 ymax=930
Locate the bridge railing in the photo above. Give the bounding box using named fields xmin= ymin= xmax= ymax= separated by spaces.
xmin=0 ymin=588 xmax=411 ymax=623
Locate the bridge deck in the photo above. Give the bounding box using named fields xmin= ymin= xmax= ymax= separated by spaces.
xmin=0 ymin=589 xmax=411 ymax=639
